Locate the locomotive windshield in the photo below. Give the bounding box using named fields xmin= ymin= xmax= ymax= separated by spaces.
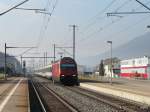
xmin=61 ymin=64 xmax=76 ymax=69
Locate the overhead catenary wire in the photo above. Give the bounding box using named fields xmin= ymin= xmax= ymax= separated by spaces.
xmin=81 ymin=0 xmax=117 ymax=33
xmin=135 ymin=0 xmax=150 ymax=11
xmin=104 ymin=0 xmax=150 ymax=40
xmin=107 ymin=0 xmax=150 ymax=16
xmin=36 ymin=0 xmax=52 ymax=47
xmin=62 ymin=0 xmax=117 ymax=47
xmin=36 ymin=0 xmax=59 ymax=48
xmin=104 ymin=14 xmax=150 ymax=42
xmin=77 ymin=0 xmax=150 ymax=46
xmin=62 ymin=0 xmax=131 ymax=47
xmin=76 ymin=0 xmax=132 ymax=45
xmin=45 ymin=0 xmax=58 ymax=30
xmin=80 ymin=0 xmax=131 ymax=34
xmin=78 ymin=17 xmax=122 ymax=44
xmin=0 ymin=0 xmax=29 ymax=16
xmin=19 ymin=47 xmax=35 ymax=56
xmin=58 ymin=47 xmax=73 ymax=57
xmin=35 ymin=0 xmax=59 ymax=65
xmin=114 ymin=0 xmax=132 ymax=12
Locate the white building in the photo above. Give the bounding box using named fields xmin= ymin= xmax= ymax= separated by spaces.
xmin=120 ymin=56 xmax=150 ymax=79
xmin=104 ymin=63 xmax=120 ymax=78
xmin=104 ymin=65 xmax=112 ymax=77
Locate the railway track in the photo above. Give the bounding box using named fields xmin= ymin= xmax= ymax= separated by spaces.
xmin=32 ymin=76 xmax=150 ymax=112
xmin=65 ymin=86 xmax=150 ymax=112
xmin=29 ymin=79 xmax=47 ymax=112
xmin=31 ymin=78 xmax=79 ymax=112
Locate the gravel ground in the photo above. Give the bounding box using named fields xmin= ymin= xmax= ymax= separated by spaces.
xmin=34 ymin=77 xmax=121 ymax=112
xmin=47 ymin=84 xmax=119 ymax=112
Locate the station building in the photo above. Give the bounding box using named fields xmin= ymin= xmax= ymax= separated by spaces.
xmin=120 ymin=56 xmax=150 ymax=79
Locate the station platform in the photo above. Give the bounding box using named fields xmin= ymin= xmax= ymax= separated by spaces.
xmin=0 ymin=77 xmax=29 ymax=112
xmin=79 ymin=77 xmax=150 ymax=106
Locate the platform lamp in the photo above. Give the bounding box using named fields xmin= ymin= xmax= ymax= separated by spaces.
xmin=107 ymin=41 xmax=113 ymax=85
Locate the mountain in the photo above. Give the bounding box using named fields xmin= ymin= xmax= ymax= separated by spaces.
xmin=0 ymin=52 xmax=21 ymax=73
xmin=80 ymin=32 xmax=150 ymax=66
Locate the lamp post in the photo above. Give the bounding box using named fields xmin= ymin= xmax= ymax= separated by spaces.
xmin=107 ymin=41 xmax=113 ymax=85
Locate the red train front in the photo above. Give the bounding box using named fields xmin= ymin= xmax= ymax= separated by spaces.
xmin=52 ymin=57 xmax=79 ymax=85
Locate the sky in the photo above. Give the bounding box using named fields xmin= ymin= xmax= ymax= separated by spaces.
xmin=0 ymin=0 xmax=150 ymax=67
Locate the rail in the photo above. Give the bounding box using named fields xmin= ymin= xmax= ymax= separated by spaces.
xmin=65 ymin=86 xmax=148 ymax=112
xmin=32 ymin=77 xmax=79 ymax=112
xmin=30 ymin=80 xmax=47 ymax=112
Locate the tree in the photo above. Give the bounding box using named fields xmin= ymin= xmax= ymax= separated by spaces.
xmin=99 ymin=60 xmax=105 ymax=76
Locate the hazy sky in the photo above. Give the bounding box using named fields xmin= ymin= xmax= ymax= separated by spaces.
xmin=0 ymin=0 xmax=150 ymax=66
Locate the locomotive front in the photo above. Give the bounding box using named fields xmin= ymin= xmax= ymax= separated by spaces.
xmin=60 ymin=57 xmax=79 ymax=85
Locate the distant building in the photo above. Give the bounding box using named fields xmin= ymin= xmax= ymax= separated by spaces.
xmin=120 ymin=56 xmax=150 ymax=79
xmin=94 ymin=57 xmax=120 ymax=77
xmin=103 ymin=58 xmax=120 ymax=77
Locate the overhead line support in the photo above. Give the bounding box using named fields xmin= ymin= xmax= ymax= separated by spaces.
xmin=107 ymin=11 xmax=150 ymax=16
xmin=0 ymin=0 xmax=29 ymax=16
xmin=69 ymin=25 xmax=78 ymax=60
xmin=135 ymin=0 xmax=150 ymax=11
xmin=107 ymin=0 xmax=150 ymax=17
xmin=22 ymin=57 xmax=54 ymax=59
xmin=15 ymin=8 xmax=45 ymax=11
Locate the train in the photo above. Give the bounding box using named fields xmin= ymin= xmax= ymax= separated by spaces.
xmin=52 ymin=57 xmax=79 ymax=85
xmin=35 ymin=57 xmax=79 ymax=85
xmin=35 ymin=64 xmax=52 ymax=79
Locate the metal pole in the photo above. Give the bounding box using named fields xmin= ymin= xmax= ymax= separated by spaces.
xmin=54 ymin=44 xmax=56 ymax=62
xmin=73 ymin=25 xmax=76 ymax=60
xmin=4 ymin=43 xmax=7 ymax=80
xmin=21 ymin=55 xmax=22 ymax=73
xmin=69 ymin=25 xmax=77 ymax=60
xmin=46 ymin=52 xmax=47 ymax=66
xmin=110 ymin=42 xmax=112 ymax=85
xmin=44 ymin=52 xmax=45 ymax=67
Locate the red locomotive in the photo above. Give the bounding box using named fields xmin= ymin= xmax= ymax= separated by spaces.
xmin=52 ymin=57 xmax=79 ymax=85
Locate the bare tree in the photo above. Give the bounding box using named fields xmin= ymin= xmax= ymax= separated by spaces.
xmin=99 ymin=60 xmax=105 ymax=80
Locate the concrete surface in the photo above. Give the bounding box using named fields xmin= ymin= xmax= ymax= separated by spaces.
xmin=0 ymin=77 xmax=29 ymax=112
xmin=80 ymin=77 xmax=150 ymax=105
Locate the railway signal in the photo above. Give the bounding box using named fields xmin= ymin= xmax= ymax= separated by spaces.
xmin=23 ymin=61 xmax=26 ymax=76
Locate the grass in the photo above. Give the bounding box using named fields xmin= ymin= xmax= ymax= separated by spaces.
xmin=0 ymin=73 xmax=4 ymax=79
